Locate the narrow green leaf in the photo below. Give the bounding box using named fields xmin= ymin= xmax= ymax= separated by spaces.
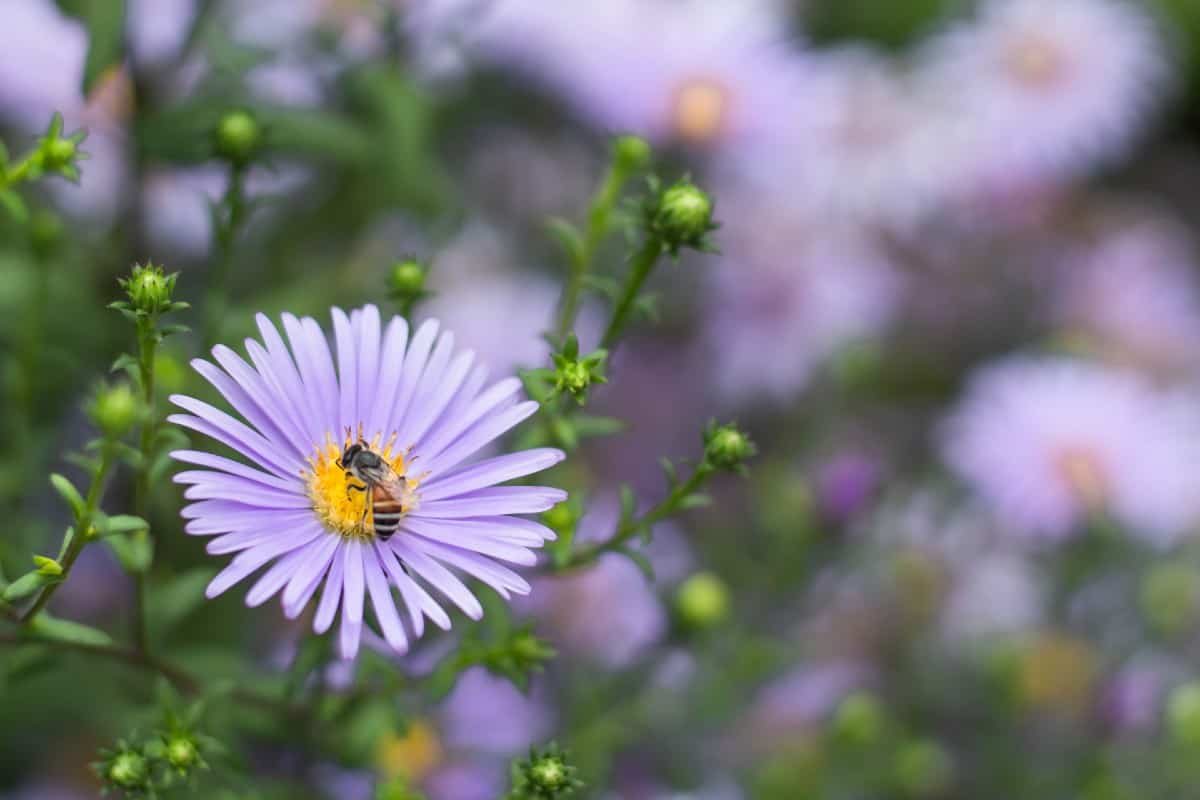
xmin=28 ymin=612 xmax=112 ymax=647
xmin=545 ymin=217 xmax=585 ymax=267
xmin=2 ymin=570 xmax=56 ymax=602
xmin=93 ymin=514 xmax=149 ymax=537
xmin=619 ymin=484 xmax=637 ymax=525
xmin=572 ymin=414 xmax=625 ymax=439
xmin=49 ymin=474 xmax=85 ymax=519
xmin=105 ymin=531 xmax=153 ymax=574
xmin=0 ymin=190 xmax=28 ymax=223
xmin=679 ymin=493 xmax=713 ymax=510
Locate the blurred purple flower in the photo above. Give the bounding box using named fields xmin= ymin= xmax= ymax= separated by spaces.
xmin=439 ymin=667 xmax=552 ymax=754
xmin=941 ymin=356 xmax=1200 ymax=545
xmin=1054 ymin=216 xmax=1200 ymax=377
xmin=1103 ymin=662 xmax=1165 ymax=733
xmin=707 ymin=208 xmax=902 ymax=405
xmin=816 ymin=450 xmax=883 ymax=523
xmin=920 ymin=0 xmax=1168 ymax=192
xmin=940 ymin=553 xmax=1043 ymax=644
xmin=169 ymin=305 xmax=564 ymax=659
xmin=477 ymin=0 xmax=795 ymax=152
xmin=739 ymin=660 xmax=874 ymax=748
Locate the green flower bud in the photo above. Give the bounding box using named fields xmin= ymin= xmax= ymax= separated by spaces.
xmin=648 ymin=178 xmax=716 ymax=255
xmin=894 ymin=739 xmax=954 ymax=797
xmin=674 ymin=571 xmax=730 ymax=630
xmin=32 ymin=555 xmax=62 ymax=576
xmin=833 ymin=691 xmax=886 ymax=746
xmin=613 ymin=135 xmax=651 ymax=172
xmin=703 ymin=421 xmax=756 ymax=471
xmin=120 ymin=262 xmax=178 ymax=316
xmin=1168 ymin=682 xmax=1200 ymax=747
xmin=214 ymin=110 xmax=261 ymax=165
xmin=510 ymin=743 xmax=583 ymax=799
xmin=389 ymin=258 xmax=428 ymax=297
xmin=542 ymin=501 xmax=578 ymax=536
xmin=166 ymin=735 xmax=198 ymax=770
xmin=108 ymin=750 xmax=148 ymax=790
xmin=42 ymin=137 xmax=77 ymax=171
xmin=90 ymin=382 xmax=139 ymax=439
xmin=1140 ymin=563 xmax=1199 ymax=636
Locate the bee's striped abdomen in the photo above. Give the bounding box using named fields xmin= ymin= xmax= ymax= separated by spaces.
xmin=371 ymin=484 xmax=406 ymax=541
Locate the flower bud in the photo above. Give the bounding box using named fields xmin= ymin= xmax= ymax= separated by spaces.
xmin=833 ymin=691 xmax=886 ymax=746
xmin=542 ymin=501 xmax=579 ymax=536
xmin=90 ymin=382 xmax=139 ymax=439
xmin=120 ymin=262 xmax=178 ymax=316
xmin=703 ymin=421 xmax=756 ymax=471
xmin=42 ymin=137 xmax=77 ymax=171
xmin=674 ymin=571 xmax=730 ymax=630
xmin=108 ymin=750 xmax=148 ymax=790
xmin=613 ymin=135 xmax=651 ymax=172
xmin=648 ymin=178 xmax=716 ymax=255
xmin=1168 ymin=682 xmax=1200 ymax=747
xmin=389 ymin=258 xmax=428 ymax=298
xmin=893 ymin=739 xmax=954 ymax=797
xmin=32 ymin=555 xmax=62 ymax=576
xmin=166 ymin=735 xmax=198 ymax=770
xmin=214 ymin=109 xmax=261 ymax=165
xmin=511 ymin=743 xmax=583 ymax=799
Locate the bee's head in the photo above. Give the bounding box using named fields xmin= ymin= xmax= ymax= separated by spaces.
xmin=337 ymin=443 xmax=363 ymax=471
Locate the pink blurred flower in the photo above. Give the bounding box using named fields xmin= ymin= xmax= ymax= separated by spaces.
xmin=941 ymin=356 xmax=1200 ymax=545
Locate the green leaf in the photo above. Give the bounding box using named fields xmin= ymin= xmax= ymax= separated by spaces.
xmin=92 ymin=514 xmax=149 ymax=538
xmin=147 ymin=567 xmax=218 ymax=640
xmin=551 ymin=417 xmax=577 ymax=450
xmin=0 ymin=190 xmax=28 ymax=223
xmin=105 ymin=530 xmax=153 ymax=574
xmin=49 ymin=473 xmax=85 ymax=519
xmin=2 ymin=570 xmax=57 ymax=602
xmin=55 ymin=0 xmax=127 ymax=96
xmin=573 ymin=414 xmax=626 ymax=439
xmin=28 ymin=612 xmax=112 ymax=647
xmin=545 ymin=217 xmax=585 ymax=267
xmin=619 ymin=484 xmax=637 ymax=525
xmin=109 ymin=352 xmax=138 ymax=378
xmin=679 ymin=493 xmax=713 ymax=510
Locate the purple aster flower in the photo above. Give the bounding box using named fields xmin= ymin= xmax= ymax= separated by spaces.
xmin=476 ymin=0 xmax=795 ymax=153
xmin=169 ymin=305 xmax=566 ymax=659
xmin=919 ymin=0 xmax=1168 ymax=192
xmin=1053 ymin=216 xmax=1200 ymax=377
xmin=940 ymin=356 xmax=1200 ymax=545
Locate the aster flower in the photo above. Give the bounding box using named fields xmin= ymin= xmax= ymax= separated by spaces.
xmin=940 ymin=356 xmax=1200 ymax=545
xmin=729 ymin=46 xmax=971 ymax=229
xmin=919 ymin=0 xmax=1168 ymax=191
xmin=477 ymin=0 xmax=795 ymax=153
xmin=707 ymin=200 xmax=902 ymax=404
xmin=169 ymin=305 xmax=566 ymax=659
xmin=1053 ymin=216 xmax=1200 ymax=377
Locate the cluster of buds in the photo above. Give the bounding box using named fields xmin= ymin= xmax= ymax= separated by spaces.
xmin=550 ymin=334 xmax=608 ymax=405
xmin=506 ymin=743 xmax=584 ymax=799
xmin=27 ymin=112 xmax=89 ymax=184
xmin=113 ymin=263 xmax=185 ymax=320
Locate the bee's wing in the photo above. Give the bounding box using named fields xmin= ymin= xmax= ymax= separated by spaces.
xmin=375 ymin=468 xmax=409 ymax=500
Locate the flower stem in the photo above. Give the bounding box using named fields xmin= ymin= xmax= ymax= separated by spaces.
xmin=599 ymin=234 xmax=665 ymax=350
xmin=565 ymin=461 xmax=713 ymax=569
xmin=204 ymin=162 xmax=248 ymax=348
xmin=131 ymin=315 xmax=158 ymax=653
xmin=555 ymin=158 xmax=636 ymax=342
xmin=20 ymin=445 xmax=116 ymax=624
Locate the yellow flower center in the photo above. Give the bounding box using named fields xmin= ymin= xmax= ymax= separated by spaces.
xmin=1005 ymin=35 xmax=1069 ymax=90
xmin=305 ymin=432 xmax=413 ymax=540
xmin=672 ymin=77 xmax=729 ymax=144
xmin=1053 ymin=444 xmax=1108 ymax=510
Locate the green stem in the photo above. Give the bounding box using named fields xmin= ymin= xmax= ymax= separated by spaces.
xmin=554 ymin=160 xmax=633 ymax=342
xmin=565 ymin=461 xmax=713 ymax=569
xmin=599 ymin=234 xmax=664 ymax=350
xmin=131 ymin=316 xmax=158 ymax=653
xmin=20 ymin=445 xmax=116 ymax=623
xmin=204 ymin=162 xmax=248 ymax=347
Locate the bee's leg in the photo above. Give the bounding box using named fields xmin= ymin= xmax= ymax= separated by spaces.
xmin=345 ymin=482 xmax=368 ymax=501
xmin=359 ymin=490 xmax=373 ymax=534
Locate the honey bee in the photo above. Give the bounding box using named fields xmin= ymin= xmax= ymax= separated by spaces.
xmin=337 ymin=440 xmax=417 ymax=540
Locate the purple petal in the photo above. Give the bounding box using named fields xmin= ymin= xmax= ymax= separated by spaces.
xmin=400 ymin=515 xmax=548 ymax=546
xmin=396 ymin=331 xmax=456 ymax=444
xmin=170 ymin=450 xmax=300 ymax=493
xmin=401 ymin=518 xmax=537 ymax=565
xmin=256 ymin=313 xmax=322 ymax=442
xmin=355 ymin=305 xmax=381 ymax=426
xmin=421 ymin=449 xmax=565 ymax=501
xmin=421 ymin=400 xmax=540 ymax=477
xmin=332 ymin=307 xmax=357 ymax=433
xmin=245 ymin=337 xmax=314 ymax=449
xmin=211 ymin=345 xmax=309 ymax=455
xmin=365 ymin=316 xmax=410 ymax=438
xmin=364 ymin=552 xmax=408 ymax=652
xmin=168 ymin=396 xmax=300 ymax=476
xmin=181 ymin=479 xmax=311 ymax=509
xmin=245 ymin=542 xmax=313 ymax=607
xmin=374 ymin=539 xmax=451 ymax=634
xmin=411 ymin=538 xmax=531 ymax=597
xmin=190 ymin=358 xmax=294 ymax=457
xmin=338 ymin=614 xmax=363 ymax=659
xmin=313 ymin=542 xmax=346 ymax=635
xmin=392 ymin=539 xmax=483 ymax=620
xmin=206 ymin=525 xmax=322 ymax=598
xmin=403 ymin=350 xmax=474 ymax=450
xmin=413 ymin=486 xmax=566 ymax=518
xmin=282 ymin=532 xmax=341 ymax=617
xmin=387 ymin=319 xmax=440 ymax=440
xmin=183 ymin=505 xmax=312 ymax=535
xmin=295 ymin=314 xmax=341 ymax=434
xmin=417 ymin=377 xmax=520 ymax=463
xmin=342 ymin=539 xmax=365 ymax=626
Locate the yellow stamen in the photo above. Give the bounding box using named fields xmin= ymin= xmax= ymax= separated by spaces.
xmin=304 ymin=431 xmax=413 ymax=540
xmin=1053 ymin=445 xmax=1108 ymax=510
xmin=375 ymin=719 xmax=444 ymax=781
xmin=1005 ymin=36 xmax=1068 ymax=89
